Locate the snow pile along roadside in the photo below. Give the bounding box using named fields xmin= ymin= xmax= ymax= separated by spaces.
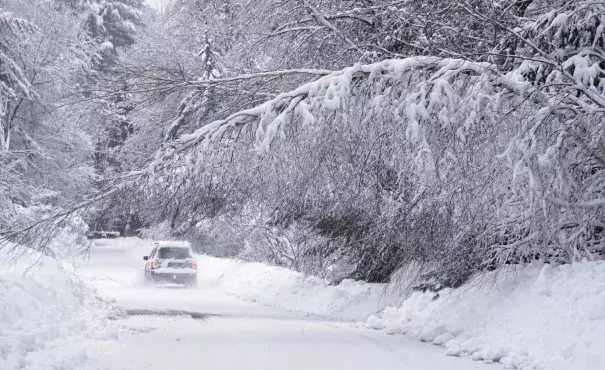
xmin=0 ymin=248 xmax=117 ymax=370
xmin=198 ymin=255 xmax=392 ymax=321
xmin=366 ymin=261 xmax=605 ymax=370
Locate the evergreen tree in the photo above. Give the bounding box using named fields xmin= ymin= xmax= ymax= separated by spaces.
xmin=83 ymin=0 xmax=143 ymax=174
xmin=165 ymin=34 xmax=225 ymax=142
xmin=84 ymin=0 xmax=144 ymax=65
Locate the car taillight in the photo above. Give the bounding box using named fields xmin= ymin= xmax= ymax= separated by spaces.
xmin=151 ymin=259 xmax=159 ymax=269
xmin=191 ymin=259 xmax=197 ymax=269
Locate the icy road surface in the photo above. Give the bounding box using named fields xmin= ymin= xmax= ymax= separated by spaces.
xmin=77 ymin=239 xmax=498 ymax=370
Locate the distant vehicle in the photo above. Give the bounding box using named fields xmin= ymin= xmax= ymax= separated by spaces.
xmin=143 ymin=241 xmax=197 ymax=286
xmin=86 ymin=230 xmax=120 ymax=239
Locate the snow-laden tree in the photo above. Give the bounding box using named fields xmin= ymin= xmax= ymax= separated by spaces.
xmin=496 ymin=0 xmax=605 ymax=262
xmin=255 ymin=0 xmax=516 ymax=69
xmin=83 ymin=0 xmax=144 ymax=64
xmin=108 ymin=0 xmax=605 ymax=284
xmin=163 ymin=34 xmax=225 ymax=142
xmin=4 ymin=0 xmax=605 ymax=284
xmin=0 ymin=8 xmax=34 ymax=231
xmin=127 ymin=58 xmax=516 ymax=280
xmin=0 ymin=0 xmax=116 ymax=253
xmin=79 ymin=0 xmax=143 ymax=176
xmin=0 ymin=9 xmax=34 ymax=150
xmin=108 ymin=0 xmax=272 ymax=174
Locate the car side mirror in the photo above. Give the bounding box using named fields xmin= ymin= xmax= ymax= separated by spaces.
xmin=143 ymin=256 xmax=149 ymax=261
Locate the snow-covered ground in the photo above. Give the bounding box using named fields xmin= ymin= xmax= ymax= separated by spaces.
xmin=195 ymin=245 xmax=605 ymax=370
xmin=0 ymin=247 xmax=117 ymax=370
xmin=4 ymin=237 xmax=601 ymax=370
xmin=366 ymin=262 xmax=605 ymax=370
xmin=197 ymin=254 xmax=395 ymax=321
xmin=71 ymin=237 xmax=494 ymax=370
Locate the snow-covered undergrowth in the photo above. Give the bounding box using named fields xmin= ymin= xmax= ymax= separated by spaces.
xmin=197 ymin=254 xmax=394 ymax=321
xmin=0 ymin=247 xmax=117 ymax=370
xmin=366 ymin=262 xmax=605 ymax=370
xmin=198 ymin=252 xmax=604 ymax=370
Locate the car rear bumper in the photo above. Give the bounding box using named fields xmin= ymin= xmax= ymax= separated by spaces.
xmin=149 ymin=270 xmax=197 ymax=283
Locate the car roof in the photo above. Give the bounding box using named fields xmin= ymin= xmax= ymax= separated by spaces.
xmin=153 ymin=240 xmax=191 ymax=248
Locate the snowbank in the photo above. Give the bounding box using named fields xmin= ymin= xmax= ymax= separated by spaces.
xmin=366 ymin=262 xmax=605 ymax=370
xmin=197 ymin=255 xmax=393 ymax=321
xmin=198 ymin=251 xmax=605 ymax=369
xmin=88 ymin=238 xmax=604 ymax=370
xmin=0 ymin=247 xmax=117 ymax=370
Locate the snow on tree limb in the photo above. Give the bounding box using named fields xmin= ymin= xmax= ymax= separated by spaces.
xmin=2 ymin=56 xmax=503 ymax=245
xmin=152 ymin=57 xmax=496 ymax=168
xmin=61 ymin=54 xmax=603 ymax=210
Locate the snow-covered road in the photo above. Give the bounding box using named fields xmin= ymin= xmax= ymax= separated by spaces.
xmin=76 ymin=239 xmax=497 ymax=370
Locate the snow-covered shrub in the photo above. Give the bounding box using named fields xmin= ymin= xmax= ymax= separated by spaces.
xmin=171 ymin=218 xmax=245 ymax=258
xmin=237 ymin=221 xmax=333 ymax=275
xmin=138 ymin=220 xmax=173 ymax=240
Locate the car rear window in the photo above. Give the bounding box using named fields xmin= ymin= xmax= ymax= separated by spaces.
xmin=157 ymin=247 xmax=191 ymax=259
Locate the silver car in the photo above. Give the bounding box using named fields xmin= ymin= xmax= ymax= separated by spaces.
xmin=143 ymin=241 xmax=197 ymax=286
